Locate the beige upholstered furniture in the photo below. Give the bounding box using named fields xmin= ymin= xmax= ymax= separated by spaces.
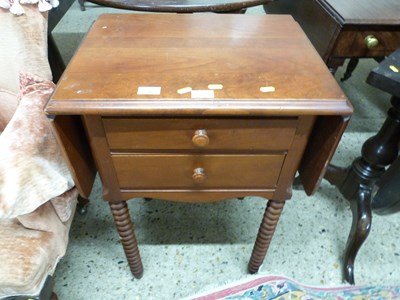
xmin=0 ymin=4 xmax=79 ymax=299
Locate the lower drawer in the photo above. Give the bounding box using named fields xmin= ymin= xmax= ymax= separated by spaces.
xmin=112 ymin=154 xmax=285 ymax=189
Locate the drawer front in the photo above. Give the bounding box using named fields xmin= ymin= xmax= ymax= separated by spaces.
xmin=103 ymin=118 xmax=297 ymax=151
xmin=112 ymin=154 xmax=285 ymax=189
xmin=333 ymin=30 xmax=400 ymax=57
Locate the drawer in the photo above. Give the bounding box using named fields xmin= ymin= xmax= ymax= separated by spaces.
xmin=332 ymin=30 xmax=400 ymax=57
xmin=112 ymin=154 xmax=285 ymax=189
xmin=103 ymin=118 xmax=297 ymax=151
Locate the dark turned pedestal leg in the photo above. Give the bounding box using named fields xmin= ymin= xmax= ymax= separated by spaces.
xmin=341 ymin=58 xmax=359 ymax=82
xmin=78 ymin=0 xmax=86 ymax=10
xmin=109 ymin=201 xmax=143 ymax=279
xmin=325 ymin=96 xmax=400 ymax=284
xmin=248 ymin=200 xmax=285 ymax=274
xmin=340 ymin=57 xmax=384 ymax=82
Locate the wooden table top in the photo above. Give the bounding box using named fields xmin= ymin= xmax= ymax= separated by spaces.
xmin=47 ymin=14 xmax=352 ymax=117
xmin=321 ymin=0 xmax=400 ymax=25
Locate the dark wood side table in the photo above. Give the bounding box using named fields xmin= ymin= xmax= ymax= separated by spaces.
xmin=325 ymin=49 xmax=400 ymax=284
xmin=45 ymin=14 xmax=352 ymax=279
xmin=266 ymin=0 xmax=400 ymax=79
xmin=77 ymin=0 xmax=273 ymax=13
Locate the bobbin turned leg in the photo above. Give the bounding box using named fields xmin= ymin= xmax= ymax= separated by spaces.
xmin=248 ymin=200 xmax=285 ymax=274
xmin=109 ymin=201 xmax=143 ymax=279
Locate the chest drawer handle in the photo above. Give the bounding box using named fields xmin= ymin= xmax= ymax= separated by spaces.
xmin=364 ymin=35 xmax=379 ymax=49
xmin=192 ymin=129 xmax=209 ymax=147
xmin=192 ymin=167 xmax=206 ymax=184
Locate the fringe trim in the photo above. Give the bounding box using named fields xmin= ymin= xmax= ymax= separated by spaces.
xmin=1 ymin=0 xmax=59 ymax=15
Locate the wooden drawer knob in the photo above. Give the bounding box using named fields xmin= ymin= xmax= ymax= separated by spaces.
xmin=192 ymin=167 xmax=206 ymax=184
xmin=192 ymin=129 xmax=209 ymax=147
xmin=364 ymin=35 xmax=379 ymax=49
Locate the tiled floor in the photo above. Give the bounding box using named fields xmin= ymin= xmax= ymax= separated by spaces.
xmin=52 ymin=3 xmax=400 ymax=299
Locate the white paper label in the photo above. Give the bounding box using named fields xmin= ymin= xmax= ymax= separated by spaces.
xmin=177 ymin=87 xmax=192 ymax=95
xmin=191 ymin=90 xmax=215 ymax=99
xmin=207 ymin=84 xmax=223 ymax=90
xmin=137 ymin=86 xmax=161 ymax=95
xmin=260 ymin=86 xmax=276 ymax=93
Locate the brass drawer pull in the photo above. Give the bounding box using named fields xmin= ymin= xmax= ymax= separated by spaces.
xmin=364 ymin=35 xmax=379 ymax=49
xmin=192 ymin=167 xmax=206 ymax=184
xmin=192 ymin=129 xmax=209 ymax=147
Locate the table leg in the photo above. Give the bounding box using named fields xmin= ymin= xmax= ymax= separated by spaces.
xmin=78 ymin=0 xmax=86 ymax=11
xmin=325 ymin=96 xmax=400 ymax=284
xmin=109 ymin=201 xmax=143 ymax=279
xmin=248 ymin=200 xmax=285 ymax=274
xmin=325 ymin=159 xmax=377 ymax=284
xmin=77 ymin=195 xmax=90 ymax=215
xmin=343 ymin=183 xmax=372 ymax=284
xmin=341 ymin=58 xmax=359 ymax=82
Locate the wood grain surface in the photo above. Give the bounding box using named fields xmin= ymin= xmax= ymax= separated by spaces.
xmin=47 ymin=14 xmax=350 ymax=117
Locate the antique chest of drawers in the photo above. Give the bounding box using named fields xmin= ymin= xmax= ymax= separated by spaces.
xmin=45 ymin=14 xmax=353 ymax=278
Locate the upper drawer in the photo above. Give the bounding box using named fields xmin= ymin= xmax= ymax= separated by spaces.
xmin=103 ymin=117 xmax=297 ymax=151
xmin=332 ymin=30 xmax=400 ymax=57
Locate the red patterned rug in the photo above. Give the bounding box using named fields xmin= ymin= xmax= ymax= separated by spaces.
xmin=188 ymin=275 xmax=400 ymax=299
